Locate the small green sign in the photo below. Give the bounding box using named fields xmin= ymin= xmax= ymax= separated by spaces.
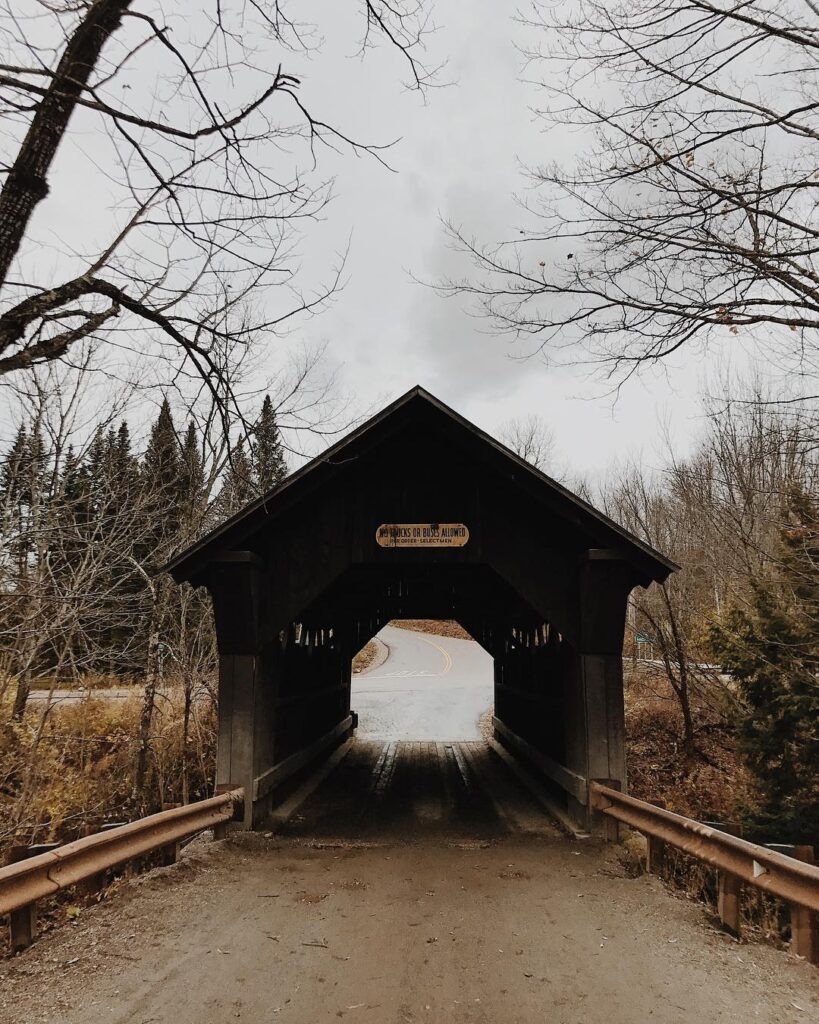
xmin=634 ymin=632 xmax=655 ymax=644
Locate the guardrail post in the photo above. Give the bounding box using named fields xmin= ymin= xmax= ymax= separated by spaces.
xmin=159 ymin=804 xmax=181 ymax=865
xmin=646 ymin=835 xmax=665 ymax=875
xmin=645 ymin=800 xmax=666 ymax=875
xmin=78 ymin=822 xmax=126 ymax=896
xmin=717 ymin=871 xmax=742 ymax=936
xmin=7 ymin=846 xmax=36 ymax=953
xmin=791 ymin=846 xmax=817 ymax=963
xmin=7 ymin=842 xmax=60 ymax=952
xmin=159 ymin=841 xmax=180 ymax=866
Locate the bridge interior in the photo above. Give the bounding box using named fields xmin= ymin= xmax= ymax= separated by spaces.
xmin=276 ymin=739 xmax=561 ymax=842
xmin=166 ymin=387 xmax=675 ymax=832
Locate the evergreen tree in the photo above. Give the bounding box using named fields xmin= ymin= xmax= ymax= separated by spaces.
xmin=709 ymin=488 xmax=819 ymax=844
xmin=254 ymin=395 xmax=287 ymax=491
xmin=0 ymin=424 xmax=28 ymax=503
xmin=55 ymin=444 xmax=92 ymax=557
xmin=143 ymin=399 xmax=181 ymax=501
xmin=219 ymin=437 xmax=256 ymax=517
xmin=141 ymin=398 xmax=183 ymax=559
xmin=179 ymin=420 xmax=207 ymax=540
xmin=0 ymin=423 xmax=47 ymax=571
xmin=113 ymin=421 xmax=140 ymax=502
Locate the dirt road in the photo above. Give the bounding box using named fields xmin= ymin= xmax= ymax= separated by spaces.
xmin=2 ymin=739 xmax=818 ymax=1024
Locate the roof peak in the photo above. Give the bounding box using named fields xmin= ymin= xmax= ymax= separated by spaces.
xmin=165 ymin=385 xmax=678 ymax=582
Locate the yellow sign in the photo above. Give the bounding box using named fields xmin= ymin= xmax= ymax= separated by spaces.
xmin=375 ymin=523 xmax=469 ymax=548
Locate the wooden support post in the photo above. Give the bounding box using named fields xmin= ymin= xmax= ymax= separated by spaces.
xmin=78 ymin=823 xmax=117 ymax=896
xmin=645 ymin=800 xmax=667 ymax=874
xmin=791 ymin=846 xmax=817 ymax=963
xmin=566 ymin=552 xmax=634 ymax=834
xmin=9 ymin=901 xmax=35 ymax=954
xmin=159 ymin=842 xmax=180 ymax=867
xmin=7 ymin=842 xmax=59 ymax=952
xmin=717 ymin=871 xmax=741 ymax=936
xmin=646 ymin=835 xmax=666 ymax=875
xmin=8 ymin=848 xmax=36 ymax=952
xmin=77 ymin=830 xmax=104 ymax=896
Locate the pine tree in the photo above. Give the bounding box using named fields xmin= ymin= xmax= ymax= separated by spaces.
xmin=709 ymin=487 xmax=819 ymax=844
xmin=254 ymin=395 xmax=288 ymax=491
xmin=0 ymin=424 xmax=28 ymax=503
xmin=179 ymin=421 xmax=207 ymax=541
xmin=219 ymin=437 xmax=256 ymax=517
xmin=143 ymin=399 xmax=181 ymax=502
xmin=141 ymin=398 xmax=183 ymax=558
xmin=1 ymin=423 xmax=47 ymax=571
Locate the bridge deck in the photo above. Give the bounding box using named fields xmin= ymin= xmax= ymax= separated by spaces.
xmin=277 ymin=739 xmax=560 ymax=841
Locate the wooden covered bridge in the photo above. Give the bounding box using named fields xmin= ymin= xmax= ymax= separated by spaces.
xmin=166 ymin=387 xmax=676 ymax=830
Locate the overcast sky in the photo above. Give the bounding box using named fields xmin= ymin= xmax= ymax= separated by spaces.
xmin=2 ymin=0 xmax=738 ymax=480
xmin=284 ymin=0 xmax=717 ymax=478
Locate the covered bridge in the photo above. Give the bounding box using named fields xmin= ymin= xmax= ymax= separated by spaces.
xmin=166 ymin=387 xmax=676 ymax=829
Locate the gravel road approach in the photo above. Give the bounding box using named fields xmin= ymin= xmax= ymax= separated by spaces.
xmin=2 ymin=824 xmax=817 ymax=1024
xmin=3 ymin=628 xmax=818 ymax=1024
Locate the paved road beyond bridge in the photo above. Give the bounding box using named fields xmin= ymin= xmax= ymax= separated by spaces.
xmin=1 ymin=628 xmax=817 ymax=1023
xmin=351 ymin=624 xmax=493 ymax=741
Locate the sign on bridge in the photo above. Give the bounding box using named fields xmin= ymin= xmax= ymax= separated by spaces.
xmin=376 ymin=523 xmax=469 ymax=548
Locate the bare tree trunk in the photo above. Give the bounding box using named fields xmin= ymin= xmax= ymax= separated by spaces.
xmin=0 ymin=0 xmax=132 ymax=287
xmin=132 ymin=619 xmax=159 ymax=810
xmin=129 ymin=563 xmax=164 ymax=811
xmin=639 ymin=598 xmax=697 ymax=756
xmin=181 ymin=675 xmax=192 ymax=805
xmin=13 ymin=644 xmax=73 ymax=831
xmin=660 ymin=584 xmax=696 ymax=755
xmin=11 ymin=615 xmax=40 ymax=721
xmin=11 ymin=671 xmax=31 ymax=722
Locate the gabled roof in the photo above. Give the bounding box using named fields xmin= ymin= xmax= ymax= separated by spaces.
xmin=165 ymin=386 xmax=678 ymax=584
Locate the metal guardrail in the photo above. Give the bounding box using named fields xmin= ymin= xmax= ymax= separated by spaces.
xmin=1 ymin=788 xmax=243 ymax=951
xmin=590 ymin=781 xmax=819 ymax=962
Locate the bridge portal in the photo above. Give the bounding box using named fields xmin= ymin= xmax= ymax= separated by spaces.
xmin=166 ymin=387 xmax=676 ymax=830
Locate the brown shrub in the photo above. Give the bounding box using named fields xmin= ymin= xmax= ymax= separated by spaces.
xmin=389 ymin=619 xmax=472 ymax=641
xmin=0 ymin=681 xmax=216 ymax=860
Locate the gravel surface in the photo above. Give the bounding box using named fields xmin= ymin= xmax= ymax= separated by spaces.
xmin=2 ymin=830 xmax=817 ymax=1024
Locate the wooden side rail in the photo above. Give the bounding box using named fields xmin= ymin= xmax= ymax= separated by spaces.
xmin=590 ymin=781 xmax=819 ymax=962
xmin=1 ymin=788 xmax=243 ymax=951
xmin=253 ymin=715 xmax=355 ymax=802
xmin=493 ymin=717 xmax=588 ymax=804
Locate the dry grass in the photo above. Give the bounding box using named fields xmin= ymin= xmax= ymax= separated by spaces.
xmin=389 ymin=619 xmax=472 ymax=640
xmin=352 ymin=639 xmax=381 ymax=674
xmin=0 ymin=681 xmax=217 ymax=861
xmin=624 ymin=662 xmax=752 ymax=821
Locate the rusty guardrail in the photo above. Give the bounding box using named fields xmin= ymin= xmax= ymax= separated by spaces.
xmin=1 ymin=787 xmax=243 ymax=951
xmin=590 ymin=781 xmax=819 ymax=962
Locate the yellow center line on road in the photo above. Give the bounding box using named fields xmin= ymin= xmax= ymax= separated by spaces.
xmin=414 ymin=632 xmax=453 ymax=677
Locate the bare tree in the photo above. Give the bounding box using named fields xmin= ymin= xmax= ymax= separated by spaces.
xmin=0 ymin=358 xmax=158 ymax=718
xmin=0 ymin=1 xmax=435 ymax=422
xmin=499 ymin=414 xmax=556 ymax=472
xmin=443 ymin=1 xmax=819 ymax=391
xmin=604 ymin=463 xmax=708 ymax=754
xmin=603 ymin=379 xmax=818 ymax=756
